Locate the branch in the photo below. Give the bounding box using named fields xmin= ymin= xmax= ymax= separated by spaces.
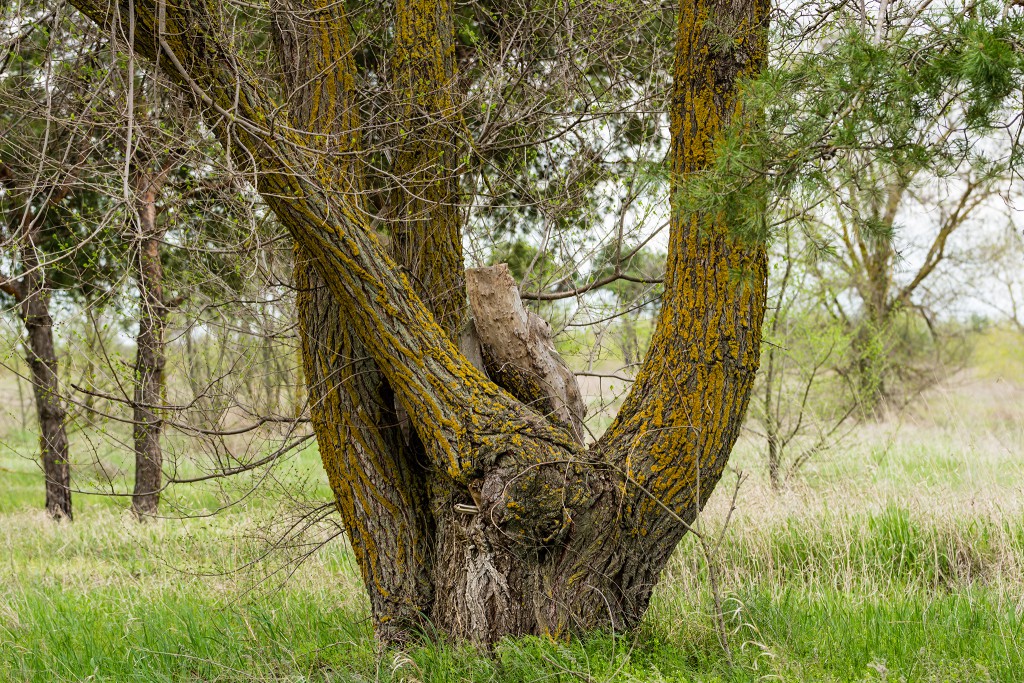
xmin=521 ymin=270 xmax=663 ymax=301
xmin=0 ymin=277 xmax=22 ymax=300
xmin=521 ymin=221 xmax=668 ymax=301
xmin=0 ymin=10 xmax=56 ymax=74
xmin=166 ymin=433 xmax=314 ymax=484
xmin=71 ymin=382 xmax=309 ymax=436
xmin=164 ymin=293 xmax=187 ymax=309
xmin=575 ymin=371 xmax=635 ymax=383
xmin=892 ymin=179 xmax=982 ymax=309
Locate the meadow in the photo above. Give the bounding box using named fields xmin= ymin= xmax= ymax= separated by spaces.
xmin=0 ymin=329 xmax=1022 ymax=682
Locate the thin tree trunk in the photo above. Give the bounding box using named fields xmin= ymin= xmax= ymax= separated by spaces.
xmin=131 ymin=173 xmax=169 ymax=519
xmin=81 ymin=301 xmax=101 ymax=414
xmin=3 ymin=168 xmax=74 ymax=520
xmin=765 ymin=345 xmax=782 ymax=490
xmin=18 ymin=251 xmax=73 ymax=519
xmin=764 ymin=233 xmax=795 ymax=491
xmin=851 ymin=177 xmax=904 ymax=412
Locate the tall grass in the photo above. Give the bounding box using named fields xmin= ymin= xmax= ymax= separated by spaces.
xmin=1 ymin=335 xmax=1023 ymax=681
xmin=2 ymin=494 xmax=1022 ymax=680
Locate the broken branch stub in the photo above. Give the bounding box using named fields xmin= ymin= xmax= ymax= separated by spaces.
xmin=465 ymin=264 xmax=586 ymax=444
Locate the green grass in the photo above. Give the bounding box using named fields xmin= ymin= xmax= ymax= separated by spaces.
xmin=972 ymin=327 xmax=1024 ymax=383
xmin=3 ymin=536 xmax=1021 ymax=682
xmin=2 ymin=338 xmax=1024 ymax=681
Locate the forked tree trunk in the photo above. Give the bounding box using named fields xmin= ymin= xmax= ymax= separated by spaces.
xmin=73 ymin=0 xmax=770 ymax=645
xmin=131 ymin=171 xmax=170 ymax=519
xmin=273 ymin=2 xmax=436 ymax=641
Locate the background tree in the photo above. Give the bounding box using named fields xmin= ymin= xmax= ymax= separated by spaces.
xmin=682 ymin=0 xmax=1024 ymax=481
xmin=0 ymin=10 xmax=123 ymax=518
xmin=3 ymin=1 xmax=303 ymax=521
xmin=118 ymin=75 xmax=201 ymax=519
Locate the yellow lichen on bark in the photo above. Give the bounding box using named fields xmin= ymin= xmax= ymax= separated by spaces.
xmin=391 ymin=0 xmax=466 ymax=339
xmin=599 ymin=0 xmax=770 ymax=539
xmin=70 ymin=0 xmax=775 ymax=643
xmin=278 ymin=0 xmax=436 ymax=637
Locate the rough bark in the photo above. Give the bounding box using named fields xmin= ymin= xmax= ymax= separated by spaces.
xmin=131 ymin=168 xmax=170 ymax=519
xmin=23 ymin=277 xmax=73 ymax=520
xmin=594 ymin=0 xmax=770 ymax=592
xmin=297 ymin=256 xmax=436 ymax=642
xmin=273 ymin=0 xmax=436 ymax=641
xmin=389 ymin=0 xmax=466 ymax=337
xmin=70 ymin=0 xmax=770 ymax=644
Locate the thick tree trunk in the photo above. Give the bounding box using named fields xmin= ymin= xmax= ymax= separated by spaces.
xmin=73 ymin=0 xmax=770 ymax=645
xmin=389 ymin=0 xmax=466 ymax=337
xmin=297 ymin=256 xmax=436 ymax=642
xmin=131 ymin=173 xmax=169 ymax=519
xmin=274 ymin=1 xmax=436 ymax=641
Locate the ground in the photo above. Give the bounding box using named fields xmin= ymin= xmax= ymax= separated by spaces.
xmin=0 ymin=329 xmax=1022 ymax=682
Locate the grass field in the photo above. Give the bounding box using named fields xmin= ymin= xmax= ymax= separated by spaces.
xmin=1 ymin=330 xmax=1022 ymax=681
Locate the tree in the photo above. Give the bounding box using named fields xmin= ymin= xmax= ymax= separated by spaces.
xmin=127 ymin=120 xmax=177 ymax=519
xmin=682 ymin=0 xmax=1023 ymax=422
xmin=66 ymin=0 xmax=769 ymax=645
xmin=798 ymin=3 xmax=1021 ymax=411
xmin=753 ymin=229 xmax=860 ymax=490
xmin=809 ymin=158 xmax=1007 ymax=411
xmin=120 ymin=78 xmax=203 ymax=519
xmin=4 ymin=2 xmax=310 ymax=522
xmin=0 ymin=161 xmax=76 ymax=519
xmin=0 ymin=10 xmax=118 ymax=518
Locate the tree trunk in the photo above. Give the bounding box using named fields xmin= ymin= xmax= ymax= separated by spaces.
xmin=764 ymin=344 xmax=782 ymax=491
xmin=22 ymin=279 xmax=72 ymax=520
xmin=763 ymin=234 xmax=794 ymax=491
xmin=73 ymin=0 xmax=770 ymax=645
xmin=131 ymin=172 xmax=169 ymax=519
xmin=3 ymin=172 xmax=74 ymax=520
xmin=850 ymin=178 xmax=904 ymax=413
xmin=274 ymin=1 xmax=436 ymax=641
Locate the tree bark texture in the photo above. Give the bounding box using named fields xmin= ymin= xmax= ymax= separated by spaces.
xmin=131 ymin=168 xmax=171 ymax=519
xmin=273 ymin=0 xmax=436 ymax=641
xmin=70 ymin=0 xmax=770 ymax=644
xmin=388 ymin=0 xmax=466 ymax=338
xmin=24 ymin=279 xmax=72 ymax=520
